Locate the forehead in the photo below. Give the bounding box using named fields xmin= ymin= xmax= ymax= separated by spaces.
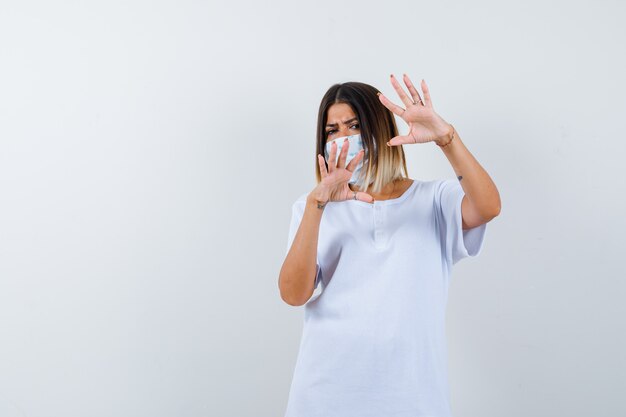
xmin=326 ymin=103 xmax=356 ymax=121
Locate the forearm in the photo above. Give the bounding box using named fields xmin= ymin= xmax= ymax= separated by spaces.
xmin=279 ymin=197 xmax=324 ymax=306
xmin=436 ymin=125 xmax=501 ymax=219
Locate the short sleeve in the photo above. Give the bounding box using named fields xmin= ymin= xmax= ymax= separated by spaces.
xmin=286 ymin=198 xmax=323 ymax=289
xmin=434 ymin=178 xmax=487 ymax=266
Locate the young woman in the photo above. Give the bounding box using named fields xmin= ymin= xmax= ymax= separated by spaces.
xmin=278 ymin=73 xmax=501 ymax=417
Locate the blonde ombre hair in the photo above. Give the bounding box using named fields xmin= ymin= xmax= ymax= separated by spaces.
xmin=314 ymin=81 xmax=409 ymax=195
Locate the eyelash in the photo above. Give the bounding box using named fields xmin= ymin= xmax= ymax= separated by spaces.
xmin=326 ymin=124 xmax=359 ymax=136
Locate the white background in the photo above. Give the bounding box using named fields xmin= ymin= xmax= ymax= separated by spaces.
xmin=1 ymin=0 xmax=624 ymax=416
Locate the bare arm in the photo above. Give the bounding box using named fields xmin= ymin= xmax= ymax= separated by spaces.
xmin=278 ymin=137 xmax=374 ymax=306
xmin=376 ymin=74 xmax=501 ymax=229
xmin=278 ymin=194 xmax=325 ymax=306
xmin=435 ymin=125 xmax=502 ymax=229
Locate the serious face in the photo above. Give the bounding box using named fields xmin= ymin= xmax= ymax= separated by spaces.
xmin=324 ymin=103 xmax=361 ymax=142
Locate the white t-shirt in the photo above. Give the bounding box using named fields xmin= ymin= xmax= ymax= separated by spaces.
xmin=283 ymin=178 xmax=487 ymax=417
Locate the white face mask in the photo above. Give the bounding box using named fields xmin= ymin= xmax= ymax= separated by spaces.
xmin=324 ymin=133 xmax=367 ymax=185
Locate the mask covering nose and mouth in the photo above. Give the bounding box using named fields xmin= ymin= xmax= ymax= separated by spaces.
xmin=324 ymin=133 xmax=373 ymax=185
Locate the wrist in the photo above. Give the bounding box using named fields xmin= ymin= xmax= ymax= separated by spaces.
xmin=307 ymin=188 xmax=329 ymax=209
xmin=434 ymin=124 xmax=456 ymax=147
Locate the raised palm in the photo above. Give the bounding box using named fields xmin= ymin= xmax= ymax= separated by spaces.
xmin=316 ymin=139 xmax=374 ymax=203
xmin=377 ymin=74 xmax=453 ymax=146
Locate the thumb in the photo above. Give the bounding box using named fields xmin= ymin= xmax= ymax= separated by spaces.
xmin=386 ymin=134 xmax=417 ymax=146
xmin=354 ymin=190 xmax=375 ymax=204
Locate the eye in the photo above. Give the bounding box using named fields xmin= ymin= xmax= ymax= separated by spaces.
xmin=326 ymin=124 xmax=359 ymax=137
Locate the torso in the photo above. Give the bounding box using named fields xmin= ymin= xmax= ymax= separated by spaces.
xmin=285 ymin=177 xmax=489 ymax=417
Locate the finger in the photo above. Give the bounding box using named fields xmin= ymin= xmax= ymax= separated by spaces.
xmin=421 ymin=79 xmax=433 ymax=107
xmin=386 ymin=134 xmax=421 ymax=147
xmin=346 ymin=148 xmax=364 ymax=172
xmin=327 ymin=141 xmax=337 ymax=173
xmin=318 ymin=154 xmax=328 ymax=178
xmin=389 ymin=74 xmax=414 ymax=108
xmin=356 ymin=191 xmax=375 ymax=204
xmin=377 ymin=93 xmax=407 ymax=118
xmin=337 ymin=137 xmax=350 ymax=169
xmin=402 ymin=74 xmax=423 ymax=105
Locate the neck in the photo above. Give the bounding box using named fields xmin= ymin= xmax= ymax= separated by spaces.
xmin=350 ymin=178 xmax=400 ymax=200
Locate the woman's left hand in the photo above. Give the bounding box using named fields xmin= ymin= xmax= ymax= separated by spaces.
xmin=378 ymin=74 xmax=453 ymax=146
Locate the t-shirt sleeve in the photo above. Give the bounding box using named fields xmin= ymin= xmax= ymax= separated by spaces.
xmin=286 ymin=199 xmax=323 ymax=289
xmin=434 ymin=178 xmax=487 ymax=266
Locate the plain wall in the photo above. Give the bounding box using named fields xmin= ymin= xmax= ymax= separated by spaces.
xmin=0 ymin=0 xmax=624 ymax=416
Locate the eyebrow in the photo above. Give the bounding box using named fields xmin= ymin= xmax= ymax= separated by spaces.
xmin=325 ymin=117 xmax=358 ymax=128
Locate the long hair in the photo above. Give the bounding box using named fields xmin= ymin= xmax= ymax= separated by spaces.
xmin=315 ymin=81 xmax=409 ymax=194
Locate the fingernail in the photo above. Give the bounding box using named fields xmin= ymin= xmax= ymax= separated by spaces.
xmin=386 ymin=141 xmax=391 ymax=146
xmin=377 ymin=91 xmax=381 ymax=96
xmin=390 ymin=74 xmax=394 ymax=78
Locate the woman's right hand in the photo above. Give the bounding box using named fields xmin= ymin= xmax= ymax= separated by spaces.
xmin=308 ymin=138 xmax=375 ymax=205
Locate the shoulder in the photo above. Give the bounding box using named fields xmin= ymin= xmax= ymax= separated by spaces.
xmin=411 ymin=177 xmax=444 ymax=195
xmin=294 ymin=191 xmax=308 ymax=205
xmin=289 ymin=191 xmax=309 ymax=213
xmin=421 ymin=177 xmax=460 ymax=193
xmin=411 ymin=178 xmax=462 ymax=206
xmin=436 ymin=177 xmax=463 ymax=193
